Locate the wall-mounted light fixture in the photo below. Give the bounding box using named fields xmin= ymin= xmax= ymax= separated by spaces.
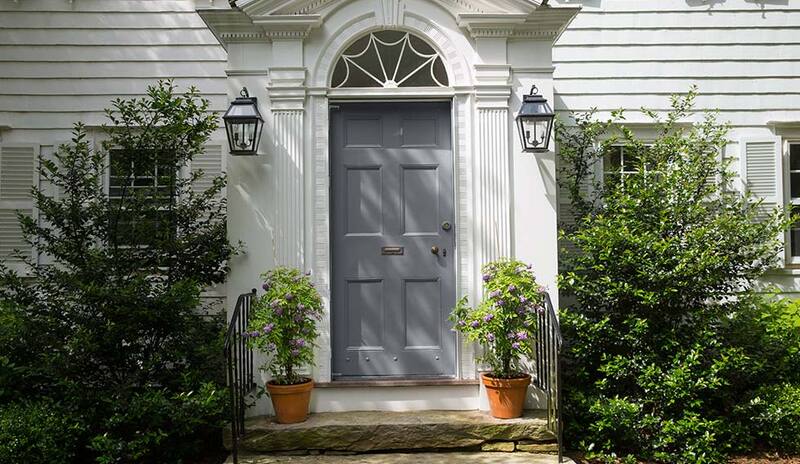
xmin=223 ymin=87 xmax=264 ymax=156
xmin=515 ymin=85 xmax=555 ymax=153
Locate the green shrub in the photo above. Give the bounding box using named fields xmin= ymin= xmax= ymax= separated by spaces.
xmin=742 ymin=383 xmax=800 ymax=454
xmin=0 ymin=81 xmax=236 ymax=463
xmin=556 ymin=89 xmax=789 ymax=462
xmin=89 ymin=383 xmax=226 ymax=464
xmin=0 ymin=400 xmax=84 ymax=464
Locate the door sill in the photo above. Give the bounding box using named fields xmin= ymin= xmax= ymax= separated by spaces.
xmin=317 ymin=377 xmax=479 ymax=388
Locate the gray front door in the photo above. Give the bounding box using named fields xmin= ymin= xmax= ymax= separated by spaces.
xmin=331 ymin=101 xmax=456 ymax=378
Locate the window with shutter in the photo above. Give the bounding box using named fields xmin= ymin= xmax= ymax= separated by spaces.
xmin=108 ymin=149 xmax=176 ymax=246
xmin=740 ymin=137 xmax=784 ymax=265
xmin=0 ymin=144 xmax=37 ymax=265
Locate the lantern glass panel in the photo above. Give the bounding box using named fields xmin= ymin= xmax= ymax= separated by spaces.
xmin=520 ymin=117 xmax=553 ymax=151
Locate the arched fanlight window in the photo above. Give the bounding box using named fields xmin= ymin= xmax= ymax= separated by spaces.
xmin=331 ymin=30 xmax=449 ymax=88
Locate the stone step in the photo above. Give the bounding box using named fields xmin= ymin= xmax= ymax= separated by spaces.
xmin=227 ymin=452 xmax=574 ymax=464
xmin=230 ymin=410 xmax=556 ymax=454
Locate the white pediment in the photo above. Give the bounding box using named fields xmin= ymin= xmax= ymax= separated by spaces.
xmin=199 ymin=0 xmax=579 ymax=47
xmin=236 ymin=0 xmax=545 ymax=17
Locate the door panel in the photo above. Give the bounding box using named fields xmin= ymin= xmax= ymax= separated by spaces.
xmin=331 ymin=101 xmax=456 ymax=378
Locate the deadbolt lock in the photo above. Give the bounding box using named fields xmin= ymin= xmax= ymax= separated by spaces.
xmin=441 ymin=221 xmax=452 ymax=231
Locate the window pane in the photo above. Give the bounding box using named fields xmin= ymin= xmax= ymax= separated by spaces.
xmin=792 ymin=206 xmax=800 ymax=257
xmin=792 ymin=173 xmax=800 ymax=199
xmin=604 ymin=146 xmax=623 ymax=172
xmin=791 ymin=144 xmax=800 ymax=171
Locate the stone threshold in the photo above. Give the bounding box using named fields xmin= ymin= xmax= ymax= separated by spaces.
xmin=230 ymin=410 xmax=555 ymax=454
xmin=316 ymin=378 xmax=480 ymax=388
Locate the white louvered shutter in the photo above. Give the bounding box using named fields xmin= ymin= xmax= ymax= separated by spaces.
xmin=740 ymin=137 xmax=784 ymax=265
xmin=190 ymin=144 xmax=224 ymax=198
xmin=0 ymin=144 xmax=37 ymax=265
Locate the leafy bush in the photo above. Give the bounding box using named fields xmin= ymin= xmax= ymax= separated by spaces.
xmin=0 ymin=81 xmax=236 ymax=463
xmin=0 ymin=400 xmax=84 ymax=464
xmin=248 ymin=267 xmax=324 ymax=385
xmin=556 ymin=89 xmax=789 ymax=463
xmin=742 ymin=383 xmax=800 ymax=454
xmin=451 ymin=259 xmax=544 ymax=378
xmin=89 ymin=383 xmax=226 ymax=464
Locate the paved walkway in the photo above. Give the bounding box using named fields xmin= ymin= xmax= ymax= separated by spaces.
xmin=230 ymin=453 xmax=574 ymax=463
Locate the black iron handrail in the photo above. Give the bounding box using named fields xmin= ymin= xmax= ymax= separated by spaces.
xmin=224 ymin=289 xmax=257 ymax=464
xmin=534 ymin=292 xmax=563 ymax=462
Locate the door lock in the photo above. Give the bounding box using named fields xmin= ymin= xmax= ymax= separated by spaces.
xmin=431 ymin=246 xmax=440 ymax=255
xmin=441 ymin=221 xmax=452 ymax=231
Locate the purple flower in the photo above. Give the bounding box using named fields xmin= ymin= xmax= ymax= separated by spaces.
xmin=285 ymin=293 xmax=294 ymax=301
xmin=516 ymin=331 xmax=528 ymax=341
xmin=262 ymin=323 xmax=275 ymax=335
xmin=496 ymin=300 xmax=505 ymax=307
xmin=489 ymin=290 xmax=501 ymax=299
xmin=250 ymin=331 xmax=260 ymax=338
xmin=512 ymin=342 xmax=521 ymax=350
xmin=482 ymin=274 xmax=492 ymax=282
xmin=470 ymin=320 xmax=480 ymax=328
xmin=458 ymin=320 xmax=466 ymax=327
xmin=291 ymin=348 xmax=301 ymax=356
xmin=520 ymin=296 xmax=528 ymax=304
xmin=534 ymin=305 xmax=544 ymax=314
xmin=483 ymin=313 xmax=494 ymax=322
xmin=508 ymin=284 xmax=516 ymax=292
xmin=298 ymin=303 xmax=306 ymax=311
xmin=487 ymin=333 xmax=495 ymax=342
xmin=262 ymin=282 xmax=270 ymax=291
xmin=275 ymin=307 xmax=283 ymax=316
xmin=270 ymin=300 xmax=280 ymax=308
xmin=294 ymin=339 xmax=306 ymax=347
xmin=268 ymin=343 xmax=277 ymax=351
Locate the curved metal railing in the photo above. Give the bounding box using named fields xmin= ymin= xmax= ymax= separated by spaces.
xmin=224 ymin=289 xmax=257 ymax=464
xmin=534 ymin=292 xmax=563 ymax=462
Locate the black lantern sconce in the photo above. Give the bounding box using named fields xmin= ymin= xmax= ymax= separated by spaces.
xmin=223 ymin=87 xmax=264 ymax=156
xmin=515 ymin=85 xmax=555 ymax=153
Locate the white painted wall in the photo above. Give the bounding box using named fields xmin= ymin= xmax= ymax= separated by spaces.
xmin=0 ymin=0 xmax=231 ymax=303
xmin=552 ymin=0 xmax=800 ymax=292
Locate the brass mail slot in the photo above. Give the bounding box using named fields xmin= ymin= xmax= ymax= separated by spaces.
xmin=382 ymin=246 xmax=404 ymax=256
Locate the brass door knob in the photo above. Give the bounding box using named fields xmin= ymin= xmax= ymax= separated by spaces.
xmin=431 ymin=246 xmax=440 ymax=255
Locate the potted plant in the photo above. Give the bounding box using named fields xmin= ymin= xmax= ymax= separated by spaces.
xmin=246 ymin=267 xmax=324 ymax=424
xmin=451 ymin=258 xmax=545 ymax=419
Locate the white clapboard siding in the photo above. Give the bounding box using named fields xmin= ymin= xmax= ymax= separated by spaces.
xmin=0 ymin=144 xmax=36 ymax=262
xmin=552 ymin=1 xmax=800 ymax=128
xmin=191 ymin=144 xmax=224 ymax=198
xmin=0 ymin=0 xmax=228 ymax=130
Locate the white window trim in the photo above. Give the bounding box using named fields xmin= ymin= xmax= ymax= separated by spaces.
xmin=784 ymin=139 xmax=800 ymax=266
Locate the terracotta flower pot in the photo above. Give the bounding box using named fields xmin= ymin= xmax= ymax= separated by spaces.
xmin=266 ymin=378 xmax=314 ymax=424
xmin=481 ymin=373 xmax=531 ymax=419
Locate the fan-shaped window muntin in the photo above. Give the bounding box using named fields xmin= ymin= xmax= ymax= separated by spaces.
xmin=332 ymin=30 xmax=449 ymax=89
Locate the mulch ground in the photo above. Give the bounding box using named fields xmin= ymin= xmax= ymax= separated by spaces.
xmin=568 ymin=452 xmax=800 ymax=463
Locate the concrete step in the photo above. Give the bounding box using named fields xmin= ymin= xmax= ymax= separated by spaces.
xmin=228 ymin=452 xmax=573 ymax=464
xmin=229 ymin=410 xmax=556 ymax=454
